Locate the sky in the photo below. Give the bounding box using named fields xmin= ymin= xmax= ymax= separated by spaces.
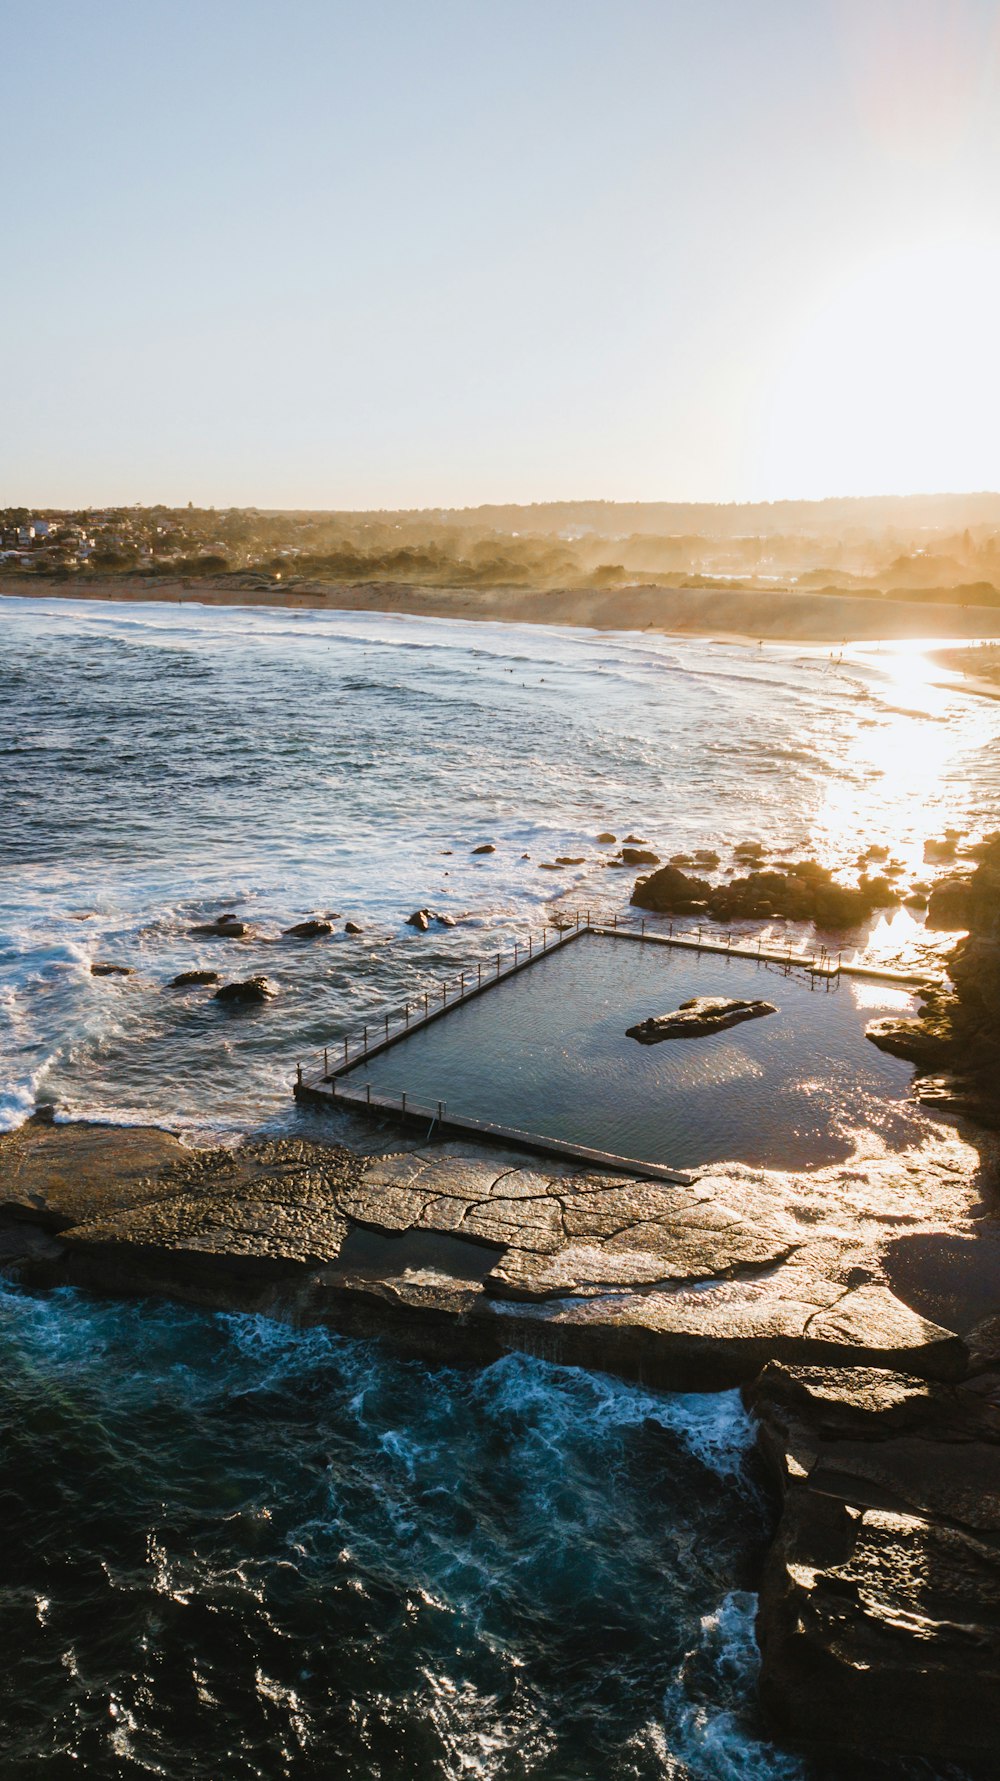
xmin=4 ymin=0 xmax=1000 ymax=509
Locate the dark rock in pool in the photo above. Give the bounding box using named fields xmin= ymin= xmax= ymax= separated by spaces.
xmin=169 ymin=969 xmax=220 ymax=988
xmin=282 ymin=919 xmax=333 ymax=939
xmin=344 ymin=921 xmax=363 ymax=935
xmin=627 ymin=996 xmax=777 ymax=1043
xmin=471 ymin=842 xmax=496 ymax=855
xmin=90 ymin=962 xmax=133 ymax=977
xmin=214 ymin=976 xmax=275 ymax=1004
xmin=620 ymin=847 xmax=660 ymax=866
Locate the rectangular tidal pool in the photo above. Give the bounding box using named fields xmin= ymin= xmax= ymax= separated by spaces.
xmin=353 ymin=934 xmax=925 ymax=1170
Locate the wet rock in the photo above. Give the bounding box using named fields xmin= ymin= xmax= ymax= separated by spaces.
xmin=282 ymin=919 xmax=334 ymax=938
xmin=926 ymin=876 xmax=972 ymax=930
xmin=692 ymin=849 xmax=721 ymax=868
xmin=471 ymin=843 xmax=496 ymax=855
xmin=169 ymin=969 xmax=221 ymax=988
xmin=620 ymin=847 xmax=660 ymax=866
xmin=747 ymin=1362 xmax=1000 ymax=1760
xmin=626 ymin=997 xmax=777 ymax=1044
xmin=555 ymin=855 xmax=586 ymax=866
xmin=596 ymin=832 xmax=617 ymax=844
xmin=90 ymin=962 xmax=133 ymax=976
xmin=733 ymin=840 xmax=767 ymax=862
xmin=344 ymin=921 xmax=363 ymax=935
xmin=631 ymin=862 xmax=713 ymax=911
xmin=668 ymin=853 xmax=695 ymax=867
xmin=633 ymin=858 xmax=898 ymax=927
xmin=903 ymin=893 xmax=927 ymax=911
xmin=190 ymin=915 xmax=250 ymax=938
xmin=214 ymin=976 xmax=275 ymax=1004
xmin=406 ymin=909 xmax=431 ymax=930
xmin=622 ymin=834 xmax=647 ymax=845
xmin=924 ymin=830 xmax=963 ymax=863
xmin=869 ymin=838 xmax=1000 ymax=1126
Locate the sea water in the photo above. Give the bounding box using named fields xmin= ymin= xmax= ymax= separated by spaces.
xmin=2 ymin=594 xmax=997 ymax=1777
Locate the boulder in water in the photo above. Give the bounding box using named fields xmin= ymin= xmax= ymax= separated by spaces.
xmin=927 ymin=877 xmax=972 ymax=931
xmin=596 ymin=832 xmax=616 ymax=844
xmin=344 ymin=921 xmax=363 ymax=935
xmin=169 ymin=969 xmax=220 ymax=988
xmin=407 ymin=909 xmax=431 ymax=931
xmin=214 ymin=976 xmax=275 ymax=1005
xmin=191 ymin=914 xmax=250 ymax=938
xmin=471 ymin=843 xmax=496 ymax=855
xmin=620 ymin=847 xmax=659 ymax=866
xmin=283 ymin=919 xmax=334 ymax=939
xmin=90 ymin=963 xmax=133 ymax=977
xmin=627 ymin=996 xmax=777 ymax=1043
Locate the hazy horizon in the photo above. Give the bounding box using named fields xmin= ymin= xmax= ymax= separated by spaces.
xmin=5 ymin=0 xmax=1000 ymax=507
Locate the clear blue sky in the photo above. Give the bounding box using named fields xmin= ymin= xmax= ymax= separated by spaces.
xmin=4 ymin=0 xmax=1000 ymax=508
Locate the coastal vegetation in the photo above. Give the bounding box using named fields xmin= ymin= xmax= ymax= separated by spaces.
xmin=6 ymin=494 xmax=1000 ymax=605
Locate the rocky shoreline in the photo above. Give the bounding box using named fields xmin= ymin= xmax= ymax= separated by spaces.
xmin=3 ymin=1103 xmax=1000 ymax=1762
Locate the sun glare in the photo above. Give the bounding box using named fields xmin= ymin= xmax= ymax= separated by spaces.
xmin=759 ymin=239 xmax=1000 ymax=495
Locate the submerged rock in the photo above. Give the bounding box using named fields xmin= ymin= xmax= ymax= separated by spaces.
xmin=282 ymin=919 xmax=334 ymax=939
xmin=169 ymin=969 xmax=220 ymax=988
xmin=343 ymin=921 xmax=363 ymax=935
xmin=627 ymin=996 xmax=777 ymax=1043
xmin=90 ymin=962 xmax=133 ymax=977
xmin=596 ymin=831 xmax=617 ymax=844
xmin=214 ymin=976 xmax=275 ymax=1004
xmin=471 ymin=843 xmax=496 ymax=855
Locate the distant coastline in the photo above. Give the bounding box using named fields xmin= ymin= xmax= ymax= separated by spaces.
xmin=9 ymin=573 xmax=1000 ymax=649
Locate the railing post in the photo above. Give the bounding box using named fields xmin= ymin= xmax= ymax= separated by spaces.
xmin=460 ymin=973 xmax=465 ymax=995
xmin=324 ymin=1047 xmax=329 ymax=1074
xmin=641 ymin=918 xmax=645 ymax=939
xmin=442 ymin=982 xmax=447 ymax=1006
xmin=344 ymin=1036 xmax=349 ymax=1064
xmin=424 ymin=991 xmax=429 ymax=1015
xmin=296 ymin=1062 xmax=302 ymax=1085
xmin=405 ymin=1003 xmax=410 ymax=1025
xmin=495 ymin=953 xmax=500 ymax=977
xmin=478 ymin=962 xmax=482 ymax=986
xmin=528 ymin=934 xmax=532 ymax=956
xmin=401 ymin=1092 xmax=406 ymax=1117
xmin=514 ymin=942 xmax=518 ymax=965
xmin=384 ymin=1013 xmax=389 ymax=1039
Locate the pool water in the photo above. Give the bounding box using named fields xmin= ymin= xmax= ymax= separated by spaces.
xmin=355 ymin=933 xmax=924 ymax=1170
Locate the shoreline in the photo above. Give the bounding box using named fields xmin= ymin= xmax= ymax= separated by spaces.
xmin=8 ymin=573 xmax=1000 ymax=647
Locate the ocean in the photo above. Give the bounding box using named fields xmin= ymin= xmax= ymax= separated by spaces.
xmin=2 ymin=593 xmax=997 ymax=1777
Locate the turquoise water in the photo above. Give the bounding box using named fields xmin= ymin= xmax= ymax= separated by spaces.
xmin=2 ymin=595 xmax=995 ymax=1776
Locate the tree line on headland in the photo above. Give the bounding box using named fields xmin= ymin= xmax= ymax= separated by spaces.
xmin=4 ymin=494 xmax=1000 ymax=605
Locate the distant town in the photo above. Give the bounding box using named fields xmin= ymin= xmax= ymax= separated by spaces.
xmin=3 ymin=498 xmax=1000 ymax=602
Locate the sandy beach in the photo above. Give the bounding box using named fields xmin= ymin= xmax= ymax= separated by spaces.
xmin=9 ymin=573 xmax=1000 ymax=646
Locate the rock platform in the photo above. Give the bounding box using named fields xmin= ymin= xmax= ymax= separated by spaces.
xmin=3 ymin=1112 xmax=1000 ymax=1761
